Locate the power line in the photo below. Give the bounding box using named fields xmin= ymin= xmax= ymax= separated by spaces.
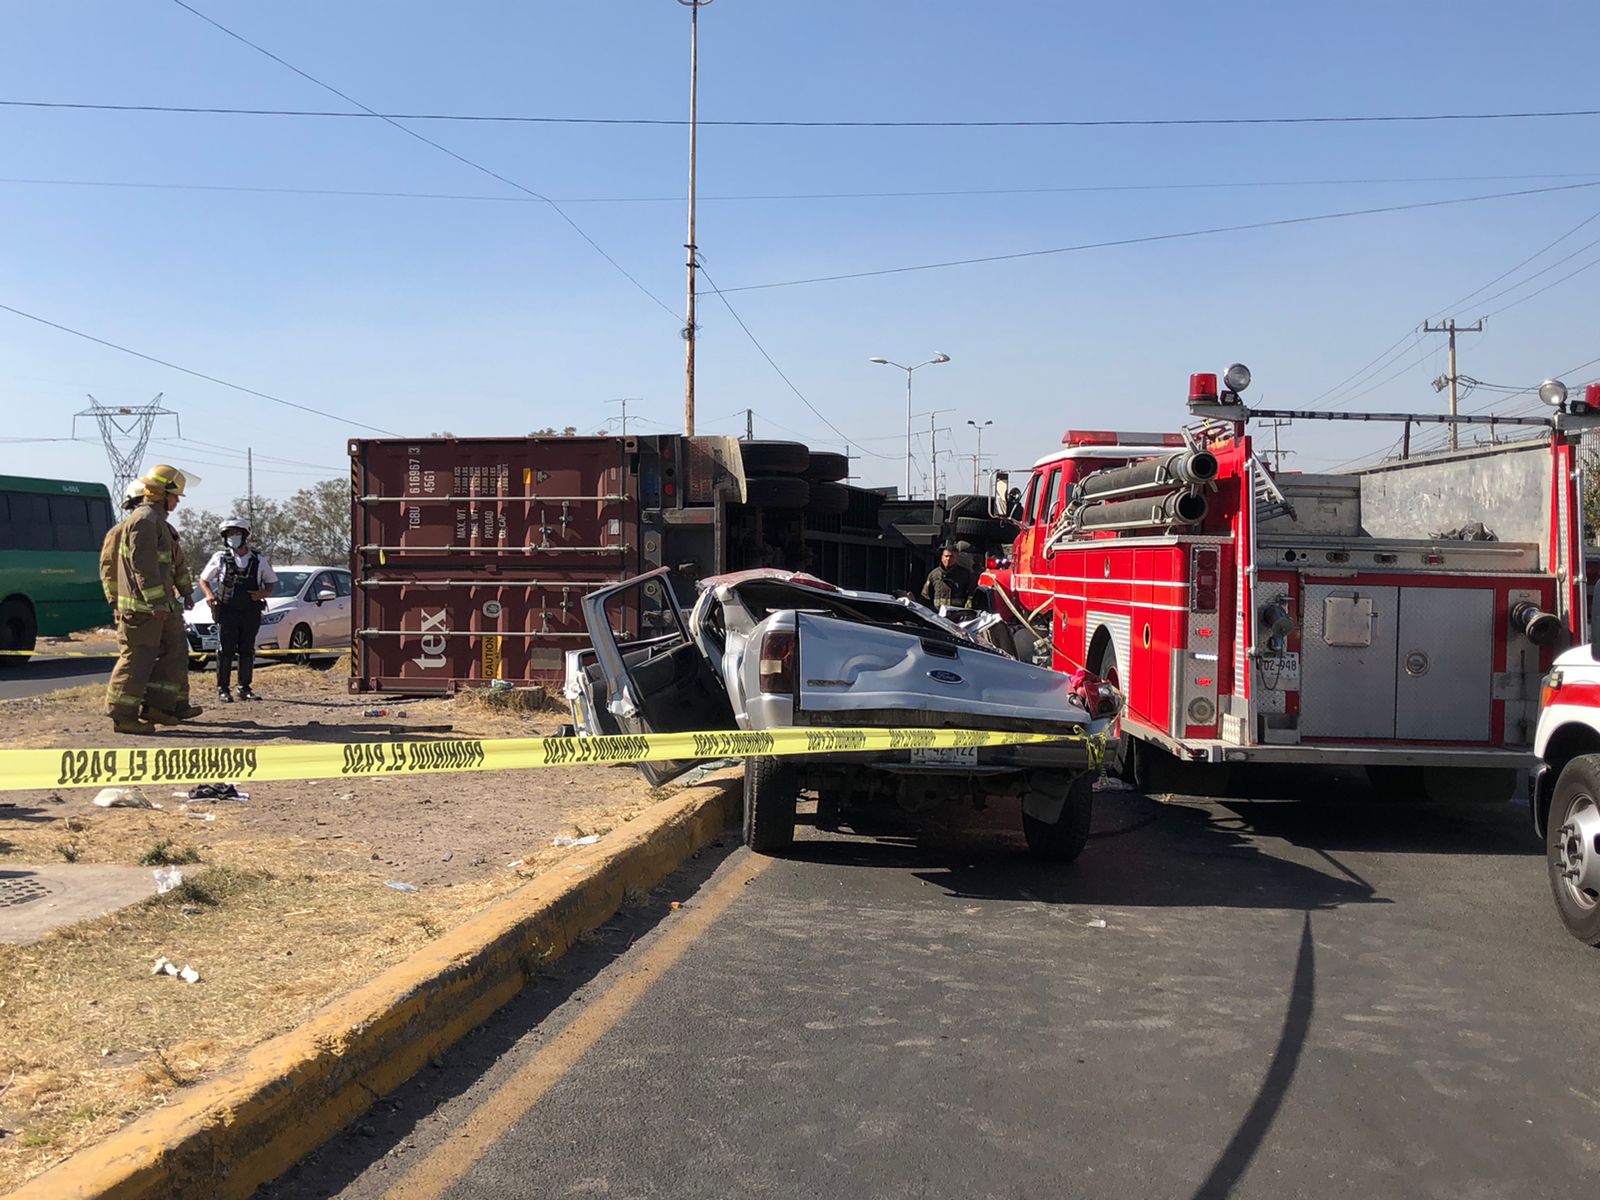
xmin=718 ymin=180 xmax=1600 ymax=293
xmin=7 ymin=172 xmax=1599 ymax=207
xmin=1481 ymin=245 xmax=1600 ymax=318
xmin=693 ymin=263 xmax=891 ymax=461
xmin=168 ymin=0 xmax=678 ymax=322
xmin=8 ymin=96 xmax=1600 ymax=128
xmin=0 ymin=300 xmax=401 ymax=435
xmin=1431 ymin=204 xmax=1600 ymax=318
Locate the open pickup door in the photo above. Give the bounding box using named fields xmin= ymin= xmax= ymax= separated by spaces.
xmin=578 ymin=568 xmax=737 ymax=786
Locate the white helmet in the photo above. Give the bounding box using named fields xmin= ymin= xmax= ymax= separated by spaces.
xmin=219 ymin=517 xmax=251 ymax=538
xmin=122 ymin=480 xmax=146 ymax=509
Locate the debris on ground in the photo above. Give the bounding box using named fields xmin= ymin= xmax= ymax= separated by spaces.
xmin=152 ymin=867 xmax=184 ymax=894
xmin=182 ymin=784 xmax=248 ymax=801
xmin=93 ymin=788 xmax=155 ymax=809
xmin=384 ymin=881 xmax=418 ymax=893
xmin=552 ymin=834 xmax=601 ymax=847
xmin=150 ymin=957 xmax=201 ymax=984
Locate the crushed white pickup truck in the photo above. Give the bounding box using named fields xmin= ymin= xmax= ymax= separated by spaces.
xmin=564 ymin=568 xmax=1115 ymax=861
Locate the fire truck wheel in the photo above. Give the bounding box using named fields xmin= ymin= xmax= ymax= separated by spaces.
xmin=740 ymin=441 xmax=811 ymax=475
xmin=743 ymin=755 xmax=798 ymax=854
xmin=743 ymin=476 xmax=811 ymax=510
xmin=1021 ymin=772 xmax=1093 ymax=863
xmin=1547 ymin=754 xmax=1600 ymax=946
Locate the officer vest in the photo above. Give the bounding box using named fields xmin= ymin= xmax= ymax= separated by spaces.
xmin=218 ymin=552 xmax=263 ymax=611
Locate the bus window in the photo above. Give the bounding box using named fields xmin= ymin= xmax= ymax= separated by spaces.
xmin=11 ymin=493 xmax=52 ymax=551
xmin=50 ymin=496 xmax=95 ymax=552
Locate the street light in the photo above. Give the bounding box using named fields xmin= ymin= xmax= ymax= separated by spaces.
xmin=967 ymin=419 xmax=993 ymax=492
xmin=869 ymin=352 xmax=950 ymax=497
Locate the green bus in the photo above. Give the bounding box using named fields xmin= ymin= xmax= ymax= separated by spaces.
xmin=0 ymin=475 xmax=116 ymax=662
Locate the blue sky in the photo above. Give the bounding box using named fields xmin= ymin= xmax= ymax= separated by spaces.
xmin=3 ymin=1 xmax=1598 ymax=501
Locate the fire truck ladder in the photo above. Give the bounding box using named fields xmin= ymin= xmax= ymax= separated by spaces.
xmin=1250 ymin=457 xmax=1295 ymax=521
xmin=1183 ymin=416 xmax=1294 ymax=522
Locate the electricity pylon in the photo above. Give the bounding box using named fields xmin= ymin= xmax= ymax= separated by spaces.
xmin=72 ymin=394 xmax=180 ymax=497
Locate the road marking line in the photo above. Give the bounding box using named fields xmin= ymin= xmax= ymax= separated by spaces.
xmin=383 ymin=852 xmax=771 ymax=1200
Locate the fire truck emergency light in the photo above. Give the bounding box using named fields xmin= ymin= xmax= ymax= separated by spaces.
xmin=1223 ymin=363 xmax=1252 ymax=393
xmin=1539 ymin=379 xmax=1568 ymax=408
xmin=1188 ymin=373 xmax=1219 ymax=403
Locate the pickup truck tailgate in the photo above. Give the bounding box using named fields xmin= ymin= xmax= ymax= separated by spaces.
xmin=793 ymin=612 xmax=1086 ymax=727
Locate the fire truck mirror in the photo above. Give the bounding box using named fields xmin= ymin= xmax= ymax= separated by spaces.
xmin=1323 ymin=595 xmax=1375 ymax=648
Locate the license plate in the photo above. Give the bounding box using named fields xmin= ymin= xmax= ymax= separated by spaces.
xmin=200 ymin=634 xmax=219 ymax=652
xmin=910 ymin=746 xmax=979 ymax=766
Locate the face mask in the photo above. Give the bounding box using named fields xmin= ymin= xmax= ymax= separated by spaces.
xmin=226 ymin=534 xmax=244 ymax=550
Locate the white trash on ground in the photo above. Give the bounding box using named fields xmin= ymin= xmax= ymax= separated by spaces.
xmin=94 ymin=787 xmax=156 ymax=809
xmin=552 ymin=834 xmax=601 ymax=847
xmin=384 ymin=880 xmax=418 ymax=893
xmin=152 ymin=867 xmax=184 ymax=894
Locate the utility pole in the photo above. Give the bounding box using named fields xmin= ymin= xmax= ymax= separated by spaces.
xmin=606 ymin=397 xmax=637 ymax=438
xmin=967 ymin=453 xmax=992 ymax=493
xmin=679 ymin=0 xmax=713 ymax=437
xmin=1261 ymin=418 xmax=1294 ymax=471
xmin=920 ymin=408 xmax=954 ymax=497
xmin=744 ymin=408 xmax=753 ymax=441
xmin=247 ymin=448 xmax=255 ymax=528
xmin=1402 ymin=420 xmax=1412 ymax=460
xmin=1423 ymin=317 xmax=1484 ymax=452
xmin=72 ymin=393 xmax=180 ymax=499
xmin=967 ymin=418 xmax=993 ymax=492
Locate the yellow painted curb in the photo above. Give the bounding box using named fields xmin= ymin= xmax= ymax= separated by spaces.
xmin=7 ymin=773 xmax=742 ymax=1200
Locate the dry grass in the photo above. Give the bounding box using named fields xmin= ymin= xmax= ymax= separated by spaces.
xmin=0 ymin=831 xmax=518 ymax=1190
xmin=0 ymin=661 xmax=669 ymax=1189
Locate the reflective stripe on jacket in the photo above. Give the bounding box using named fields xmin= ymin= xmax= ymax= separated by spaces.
xmin=115 ymin=503 xmax=177 ymax=614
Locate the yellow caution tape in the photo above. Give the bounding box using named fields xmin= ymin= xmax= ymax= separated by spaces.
xmin=0 ymin=726 xmax=1103 ymax=792
xmin=0 ymin=647 xmax=340 ymax=660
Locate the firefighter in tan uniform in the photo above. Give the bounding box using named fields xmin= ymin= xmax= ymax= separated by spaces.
xmin=103 ymin=465 xmax=203 ymax=733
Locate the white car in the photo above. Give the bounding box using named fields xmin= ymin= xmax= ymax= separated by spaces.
xmin=185 ymin=565 xmax=352 ymax=666
xmin=1532 ymin=644 xmax=1600 ymax=947
xmin=566 ymin=567 xmax=1116 ymax=861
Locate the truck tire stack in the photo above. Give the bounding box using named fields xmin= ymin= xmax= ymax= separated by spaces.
xmin=740 ymin=441 xmax=811 ymax=509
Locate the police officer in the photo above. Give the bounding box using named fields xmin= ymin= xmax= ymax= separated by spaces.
xmin=920 ymin=544 xmax=975 ymax=608
xmin=104 ymin=465 xmax=203 ymax=732
xmin=198 ymin=518 xmax=276 ymax=702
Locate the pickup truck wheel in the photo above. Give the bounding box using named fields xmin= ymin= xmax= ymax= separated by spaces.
xmin=743 ymin=756 xmax=798 ymax=854
xmin=1022 ymin=772 xmax=1093 ymax=864
xmin=1548 ymin=754 xmax=1600 ymax=946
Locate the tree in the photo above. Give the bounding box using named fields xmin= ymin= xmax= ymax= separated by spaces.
xmin=529 ymin=426 xmax=579 ymax=436
xmin=282 ymin=480 xmax=349 ymax=565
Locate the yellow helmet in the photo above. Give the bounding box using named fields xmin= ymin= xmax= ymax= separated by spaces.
xmin=141 ymin=464 xmax=188 ymax=496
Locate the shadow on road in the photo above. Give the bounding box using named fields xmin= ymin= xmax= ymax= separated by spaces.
xmin=1190 ymin=911 xmax=1316 ymax=1200
xmin=783 ymin=789 xmax=1384 ymax=912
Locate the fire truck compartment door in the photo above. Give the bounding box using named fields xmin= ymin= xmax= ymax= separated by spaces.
xmin=1393 ymin=586 xmax=1492 ymax=741
xmin=1300 ymin=585 xmax=1398 ymax=739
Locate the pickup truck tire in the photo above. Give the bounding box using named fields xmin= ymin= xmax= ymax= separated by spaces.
xmin=803 ymin=451 xmax=849 ymax=483
xmin=1022 ymin=771 xmax=1093 ymax=864
xmin=743 ymin=755 xmax=798 ymax=854
xmin=740 ymin=441 xmax=810 ymax=475
xmin=1547 ymin=753 xmax=1600 ymax=945
xmin=743 ymin=476 xmax=811 ymax=510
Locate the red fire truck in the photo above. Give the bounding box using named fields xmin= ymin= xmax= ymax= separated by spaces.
xmin=983 ymin=365 xmax=1600 ymax=801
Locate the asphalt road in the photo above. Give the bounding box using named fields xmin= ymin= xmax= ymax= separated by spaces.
xmin=263 ymin=770 xmax=1600 ymax=1200
xmin=0 ymin=656 xmax=112 ymax=701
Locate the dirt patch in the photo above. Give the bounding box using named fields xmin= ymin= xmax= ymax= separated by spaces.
xmin=0 ymin=664 xmax=666 ymax=1189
